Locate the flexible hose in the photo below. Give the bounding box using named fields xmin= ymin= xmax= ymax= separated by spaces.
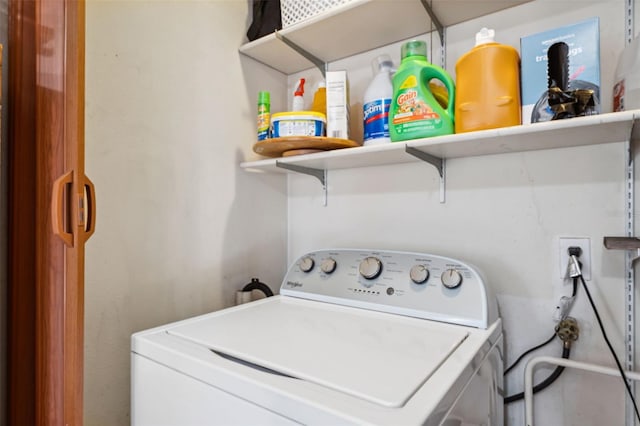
xmin=504 ymin=333 xmax=557 ymax=376
xmin=504 ymin=345 xmax=570 ymax=404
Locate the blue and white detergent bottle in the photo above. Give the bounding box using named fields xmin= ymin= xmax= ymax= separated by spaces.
xmin=363 ymin=55 xmax=393 ymax=145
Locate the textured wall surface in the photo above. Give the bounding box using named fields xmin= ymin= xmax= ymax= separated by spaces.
xmin=84 ymin=1 xmax=287 ymax=423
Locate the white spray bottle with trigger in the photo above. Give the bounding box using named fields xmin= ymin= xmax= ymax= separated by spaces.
xmin=363 ymin=54 xmax=394 ymax=145
xmin=292 ymin=78 xmax=305 ymax=111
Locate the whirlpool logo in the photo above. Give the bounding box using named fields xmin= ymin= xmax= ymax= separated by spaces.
xmin=286 ymin=281 xmax=303 ymax=288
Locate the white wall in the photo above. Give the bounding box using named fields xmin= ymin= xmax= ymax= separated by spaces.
xmin=286 ymin=1 xmax=634 ymax=425
xmin=84 ymin=0 xmax=287 ymax=424
xmin=84 ymin=0 xmax=640 ymax=425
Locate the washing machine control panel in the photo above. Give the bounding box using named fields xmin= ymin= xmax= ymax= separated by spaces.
xmin=281 ymin=249 xmax=494 ymax=329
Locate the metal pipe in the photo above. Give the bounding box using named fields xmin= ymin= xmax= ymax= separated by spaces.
xmin=524 ymin=356 xmax=640 ymax=425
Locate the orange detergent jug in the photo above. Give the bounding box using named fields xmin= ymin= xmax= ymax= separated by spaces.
xmin=455 ymin=28 xmax=521 ymax=133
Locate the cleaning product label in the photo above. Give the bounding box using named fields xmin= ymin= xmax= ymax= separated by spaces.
xmin=273 ymin=119 xmax=322 ymax=137
xmin=257 ymin=104 xmax=270 ymax=140
xmin=272 ymin=114 xmax=325 ymax=137
xmin=392 ymin=82 xmax=442 ymax=134
xmin=613 ymin=79 xmax=625 ymax=111
xmin=363 ymin=98 xmax=391 ymax=141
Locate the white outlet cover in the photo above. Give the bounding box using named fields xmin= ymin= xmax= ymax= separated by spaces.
xmin=558 ymin=237 xmax=591 ymax=280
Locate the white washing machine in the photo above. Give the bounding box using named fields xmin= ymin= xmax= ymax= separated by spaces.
xmin=132 ymin=249 xmax=503 ymax=426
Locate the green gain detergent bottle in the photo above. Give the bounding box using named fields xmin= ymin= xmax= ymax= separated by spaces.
xmin=390 ymin=40 xmax=455 ymax=141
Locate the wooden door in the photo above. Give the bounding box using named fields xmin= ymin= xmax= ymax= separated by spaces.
xmin=8 ymin=0 xmax=94 ymax=425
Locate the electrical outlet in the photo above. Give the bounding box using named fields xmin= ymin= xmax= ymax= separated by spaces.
xmin=558 ymin=237 xmax=591 ymax=280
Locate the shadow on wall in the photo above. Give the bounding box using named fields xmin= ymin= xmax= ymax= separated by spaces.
xmin=218 ymin=149 xmax=287 ymax=307
xmin=223 ymin=45 xmax=289 ymax=303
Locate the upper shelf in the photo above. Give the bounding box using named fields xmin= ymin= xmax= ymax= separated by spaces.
xmin=240 ymin=111 xmax=640 ymax=173
xmin=239 ymin=0 xmax=533 ymax=74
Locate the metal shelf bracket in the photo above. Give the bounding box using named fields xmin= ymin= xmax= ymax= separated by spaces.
xmin=405 ymin=146 xmax=446 ymax=203
xmin=419 ymin=0 xmax=444 ymax=47
xmin=628 ymin=119 xmax=638 ymax=166
xmin=275 ymin=31 xmax=328 ymax=77
xmin=276 ymin=161 xmax=328 ymax=206
xmin=604 ymin=237 xmax=640 ymax=263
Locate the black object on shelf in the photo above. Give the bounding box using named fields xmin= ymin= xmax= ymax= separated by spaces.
xmin=247 ymin=0 xmax=282 ymax=42
xmin=546 ymin=42 xmax=597 ymax=120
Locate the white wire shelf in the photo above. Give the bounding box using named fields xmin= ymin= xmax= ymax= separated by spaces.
xmin=239 ymin=0 xmax=534 ymax=74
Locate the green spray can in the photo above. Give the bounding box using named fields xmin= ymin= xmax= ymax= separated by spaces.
xmin=257 ymin=91 xmax=270 ymax=141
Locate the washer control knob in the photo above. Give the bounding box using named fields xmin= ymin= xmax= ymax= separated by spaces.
xmin=359 ymin=256 xmax=382 ymax=280
xmin=441 ymin=269 xmax=463 ymax=289
xmin=299 ymin=256 xmax=315 ymax=273
xmin=409 ymin=264 xmax=429 ymax=284
xmin=320 ymin=257 xmax=337 ymax=274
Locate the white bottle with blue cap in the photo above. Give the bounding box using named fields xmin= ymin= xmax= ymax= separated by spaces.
xmin=363 ymin=55 xmax=393 ymax=145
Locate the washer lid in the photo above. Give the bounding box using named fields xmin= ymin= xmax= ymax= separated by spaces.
xmin=167 ymin=297 xmax=469 ymax=408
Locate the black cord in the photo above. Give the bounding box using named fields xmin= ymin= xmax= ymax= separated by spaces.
xmin=579 ymin=274 xmax=640 ymax=423
xmin=503 ymin=275 xmax=579 ymax=402
xmin=504 ymin=345 xmax=570 ymax=404
xmin=504 ymin=333 xmax=557 ymax=376
xmin=504 ymin=262 xmax=640 ymax=409
xmin=503 ymin=277 xmax=579 ymax=377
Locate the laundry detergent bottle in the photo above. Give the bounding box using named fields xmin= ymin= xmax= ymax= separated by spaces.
xmin=455 ymin=28 xmax=521 ymax=133
xmin=390 ymin=40 xmax=455 ymax=142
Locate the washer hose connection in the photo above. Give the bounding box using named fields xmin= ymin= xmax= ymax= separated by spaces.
xmin=504 ymin=317 xmax=579 ymax=404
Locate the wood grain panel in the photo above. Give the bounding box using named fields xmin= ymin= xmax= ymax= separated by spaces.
xmin=7 ymin=0 xmax=37 ymax=423
xmin=9 ymin=0 xmax=86 ymax=425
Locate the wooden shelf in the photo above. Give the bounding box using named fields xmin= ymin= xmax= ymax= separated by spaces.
xmin=240 ymin=111 xmax=640 ymax=174
xmin=239 ymin=0 xmax=533 ymax=74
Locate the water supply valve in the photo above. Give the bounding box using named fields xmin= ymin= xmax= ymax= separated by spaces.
xmin=555 ymin=317 xmax=580 ymax=348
